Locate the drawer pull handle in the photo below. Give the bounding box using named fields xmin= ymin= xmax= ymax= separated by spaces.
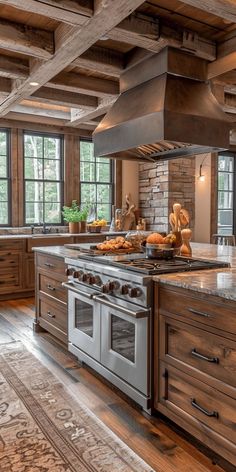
xmin=47 ymin=284 xmax=55 ymax=291
xmin=191 ymin=398 xmax=218 ymax=418
xmin=47 ymin=311 xmax=55 ymax=318
xmin=191 ymin=349 xmax=219 ymax=364
xmin=188 ymin=308 xmax=210 ymax=318
xmin=44 ymin=263 xmax=55 ymax=268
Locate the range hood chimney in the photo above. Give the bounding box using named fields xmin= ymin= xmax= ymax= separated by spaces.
xmin=93 ymin=47 xmax=231 ymax=161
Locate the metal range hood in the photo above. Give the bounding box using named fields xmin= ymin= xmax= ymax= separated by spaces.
xmin=93 ymin=47 xmax=231 ymax=162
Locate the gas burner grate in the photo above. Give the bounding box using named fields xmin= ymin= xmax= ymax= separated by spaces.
xmin=107 ymin=256 xmax=229 ymax=275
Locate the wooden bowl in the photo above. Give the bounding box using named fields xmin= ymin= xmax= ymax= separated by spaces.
xmin=87 ymin=225 xmax=102 ymax=233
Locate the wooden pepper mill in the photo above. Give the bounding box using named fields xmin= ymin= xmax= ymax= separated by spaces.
xmin=180 ymin=228 xmax=192 ymax=257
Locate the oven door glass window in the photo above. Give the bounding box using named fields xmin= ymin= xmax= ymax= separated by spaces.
xmin=75 ymin=299 xmax=93 ymax=338
xmin=68 ymin=290 xmax=101 ymax=361
xmin=111 ymin=314 xmax=135 ymax=363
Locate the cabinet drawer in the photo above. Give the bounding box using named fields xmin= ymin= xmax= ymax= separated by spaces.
xmin=39 ymin=298 xmax=67 ymax=332
xmin=159 ymin=361 xmax=236 ymax=446
xmin=159 ymin=286 xmax=236 ymax=336
xmin=0 ymin=254 xmax=21 ymax=290
xmin=160 ymin=316 xmax=236 ymax=391
xmin=37 ymin=254 xmax=65 ymax=276
xmin=0 ymin=239 xmax=24 ymax=252
xmin=39 ymin=274 xmax=67 ymax=303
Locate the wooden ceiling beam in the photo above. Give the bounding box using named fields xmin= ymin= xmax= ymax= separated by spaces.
xmin=69 ymin=97 xmax=116 ymax=127
xmin=31 ymin=87 xmax=98 ymax=109
xmin=48 ymin=71 xmax=119 ymax=97
xmin=73 ymin=46 xmax=124 ymax=78
xmin=109 ymin=14 xmax=216 ymax=61
xmin=0 ymin=0 xmax=144 ymax=116
xmin=0 ymin=77 xmax=12 ymax=95
xmin=178 ymin=0 xmax=236 ymax=23
xmin=208 ymin=37 xmax=236 ymax=79
xmin=108 ymin=13 xmax=160 ymax=51
xmin=0 ymin=19 xmax=54 ymax=59
xmin=12 ymin=103 xmax=71 ymax=120
xmin=0 ymin=0 xmax=93 ymax=25
xmin=0 ymin=55 xmax=29 ymax=79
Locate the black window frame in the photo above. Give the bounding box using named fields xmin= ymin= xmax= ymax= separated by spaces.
xmin=217 ymin=151 xmax=236 ymax=235
xmin=0 ymin=128 xmax=11 ymax=227
xmin=79 ymin=138 xmax=114 ymax=222
xmin=23 ymin=130 xmax=64 ymax=226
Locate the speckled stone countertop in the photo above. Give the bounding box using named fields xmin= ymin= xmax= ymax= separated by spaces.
xmin=153 ymin=242 xmax=236 ymax=301
xmin=0 ymin=231 xmax=126 ymax=239
xmin=32 ymin=245 xmax=82 ymax=259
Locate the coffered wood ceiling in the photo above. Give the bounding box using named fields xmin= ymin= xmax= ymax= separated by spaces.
xmin=0 ymin=0 xmax=235 ymax=131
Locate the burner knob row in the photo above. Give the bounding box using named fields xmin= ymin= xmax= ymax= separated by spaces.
xmin=120 ymin=284 xmax=142 ymax=298
xmin=65 ymin=268 xmax=81 ymax=278
xmin=101 ymin=281 xmax=120 ymax=293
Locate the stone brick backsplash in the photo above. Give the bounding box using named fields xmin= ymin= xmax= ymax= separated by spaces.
xmin=139 ymin=157 xmax=195 ymax=234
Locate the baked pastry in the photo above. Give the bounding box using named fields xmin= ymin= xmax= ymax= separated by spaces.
xmin=146 ymin=233 xmax=164 ymax=244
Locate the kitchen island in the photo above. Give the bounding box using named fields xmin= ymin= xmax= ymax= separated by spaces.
xmin=34 ymin=241 xmax=236 ymax=467
xmin=153 ymin=242 xmax=236 ymax=467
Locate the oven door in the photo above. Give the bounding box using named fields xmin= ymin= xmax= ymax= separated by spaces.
xmin=94 ymin=295 xmax=150 ymax=396
xmin=67 ymin=284 xmax=101 ymax=361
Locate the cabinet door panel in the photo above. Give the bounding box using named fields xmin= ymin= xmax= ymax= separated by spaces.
xmin=160 ymin=315 xmax=236 ymax=391
xmin=159 ymin=362 xmax=236 ymax=446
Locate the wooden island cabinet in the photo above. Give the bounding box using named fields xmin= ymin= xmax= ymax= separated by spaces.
xmin=154 ymin=283 xmax=236 ymax=467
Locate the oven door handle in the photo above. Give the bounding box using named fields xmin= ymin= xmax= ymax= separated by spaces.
xmin=62 ymin=282 xmax=98 ymax=299
xmin=93 ymin=294 xmax=150 ymax=319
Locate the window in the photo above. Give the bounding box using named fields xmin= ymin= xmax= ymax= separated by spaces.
xmin=0 ymin=129 xmax=10 ymax=226
xmin=217 ymin=153 xmax=235 ymax=235
xmin=24 ymin=132 xmax=63 ymax=225
xmin=80 ymin=140 xmax=113 ymax=222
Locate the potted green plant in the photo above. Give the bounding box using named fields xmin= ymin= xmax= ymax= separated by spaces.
xmin=62 ymin=200 xmax=81 ymax=234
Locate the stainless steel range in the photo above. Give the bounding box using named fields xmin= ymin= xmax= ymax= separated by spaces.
xmin=63 ymin=253 xmax=229 ymax=410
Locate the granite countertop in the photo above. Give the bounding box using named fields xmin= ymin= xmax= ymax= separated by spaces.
xmin=153 ymin=242 xmax=236 ymax=301
xmin=32 ymin=245 xmax=82 ymax=259
xmin=0 ymin=231 xmax=126 ymax=239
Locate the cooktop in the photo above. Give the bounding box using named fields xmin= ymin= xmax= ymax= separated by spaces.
xmin=78 ymin=253 xmax=230 ymax=275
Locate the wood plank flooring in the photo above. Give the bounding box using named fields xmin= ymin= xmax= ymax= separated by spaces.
xmin=0 ymin=298 xmax=234 ymax=472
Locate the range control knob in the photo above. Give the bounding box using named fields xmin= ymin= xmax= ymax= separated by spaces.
xmin=88 ymin=275 xmax=96 ymax=285
xmin=73 ymin=270 xmax=80 ymax=279
xmin=65 ymin=267 xmax=74 ymax=276
xmin=101 ymin=281 xmax=119 ymax=293
xmin=120 ymin=284 xmax=129 ymax=295
xmin=81 ymin=272 xmax=90 ymax=282
xmin=129 ymin=287 xmax=142 ymax=298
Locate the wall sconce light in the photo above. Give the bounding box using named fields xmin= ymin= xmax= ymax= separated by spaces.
xmin=197 ymin=163 xmax=205 ymax=181
xmin=197 ymin=154 xmax=207 ymax=182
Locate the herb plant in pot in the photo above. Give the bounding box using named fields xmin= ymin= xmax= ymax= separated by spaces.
xmin=62 ymin=200 xmax=81 ymax=234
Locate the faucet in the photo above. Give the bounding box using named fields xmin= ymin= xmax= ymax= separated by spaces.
xmin=41 ymin=222 xmax=51 ymax=234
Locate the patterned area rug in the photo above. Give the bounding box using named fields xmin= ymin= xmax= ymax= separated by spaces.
xmin=0 ymin=341 xmax=154 ymax=472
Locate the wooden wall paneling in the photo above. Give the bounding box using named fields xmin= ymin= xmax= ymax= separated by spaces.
xmin=64 ymin=134 xmax=80 ymax=206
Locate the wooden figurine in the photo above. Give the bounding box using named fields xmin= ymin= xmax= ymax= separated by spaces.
xmin=180 ymin=228 xmax=192 ymax=257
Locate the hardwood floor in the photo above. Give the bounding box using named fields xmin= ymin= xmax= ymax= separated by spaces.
xmin=0 ymin=298 xmax=234 ymax=472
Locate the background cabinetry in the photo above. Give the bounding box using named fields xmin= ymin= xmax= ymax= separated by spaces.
xmin=154 ymin=284 xmax=236 ymax=467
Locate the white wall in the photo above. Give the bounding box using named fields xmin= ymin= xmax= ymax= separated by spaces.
xmin=194 ymin=153 xmax=212 ymax=243
xmin=122 ymin=161 xmax=139 ymax=207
